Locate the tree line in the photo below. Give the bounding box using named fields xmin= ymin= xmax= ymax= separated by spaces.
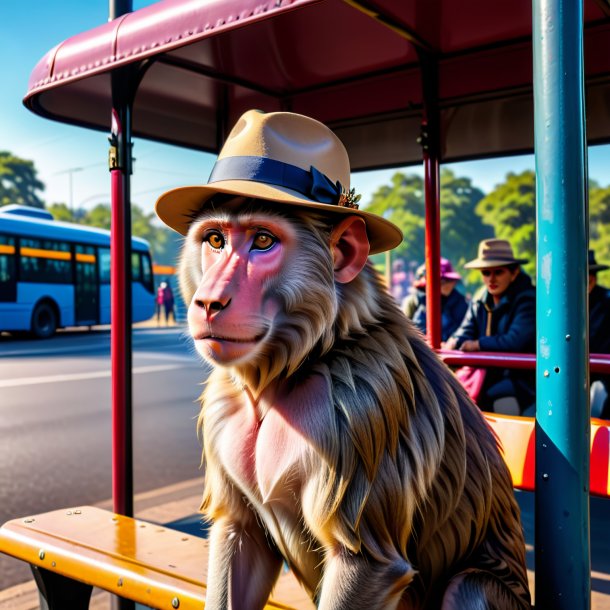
xmin=368 ymin=168 xmax=610 ymax=291
xmin=1 ymin=150 xmax=609 ymax=288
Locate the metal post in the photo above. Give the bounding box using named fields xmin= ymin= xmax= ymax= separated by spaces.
xmin=533 ymin=0 xmax=590 ymax=607
xmin=108 ymin=0 xmax=133 ymax=520
xmin=422 ymin=128 xmax=441 ymax=348
xmin=109 ymin=104 xmax=133 ymax=520
xmin=109 ymin=3 xmax=134 ymax=609
xmin=418 ymin=51 xmax=442 ymax=348
xmin=109 ymin=0 xmax=131 ymax=20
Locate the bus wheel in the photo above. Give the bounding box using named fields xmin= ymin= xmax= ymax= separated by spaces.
xmin=31 ymin=301 xmax=57 ymax=339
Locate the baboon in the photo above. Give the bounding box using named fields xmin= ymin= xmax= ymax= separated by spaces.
xmin=156 ymin=109 xmax=531 ymax=610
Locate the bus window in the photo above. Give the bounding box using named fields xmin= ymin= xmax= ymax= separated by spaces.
xmin=131 ymin=252 xmax=141 ymax=283
xmin=75 ymin=245 xmax=99 ymax=325
xmin=0 ymin=234 xmax=17 ymax=302
xmin=20 ymin=238 xmax=71 ymax=283
xmin=140 ymin=254 xmax=153 ymax=292
xmin=99 ymin=247 xmax=110 ymax=283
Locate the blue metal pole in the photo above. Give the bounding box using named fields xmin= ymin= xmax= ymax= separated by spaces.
xmin=533 ymin=0 xmax=590 ymax=607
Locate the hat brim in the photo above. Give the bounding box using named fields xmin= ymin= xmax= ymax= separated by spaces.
xmin=590 ymin=264 xmax=610 ymax=272
xmin=464 ymin=258 xmax=528 ymax=269
xmin=155 ymin=180 xmax=403 ymax=255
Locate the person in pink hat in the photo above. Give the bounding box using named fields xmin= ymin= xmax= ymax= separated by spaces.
xmin=403 ymin=257 xmax=468 ymax=341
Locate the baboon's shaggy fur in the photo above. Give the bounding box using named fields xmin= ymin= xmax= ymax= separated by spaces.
xmin=180 ymin=203 xmax=531 ymax=609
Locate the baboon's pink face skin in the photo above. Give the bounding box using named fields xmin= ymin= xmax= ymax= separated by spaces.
xmin=186 ymin=212 xmax=296 ymax=366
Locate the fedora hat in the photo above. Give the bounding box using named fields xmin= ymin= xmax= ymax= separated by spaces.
xmin=589 ymin=249 xmax=609 ymax=273
xmin=464 ymin=239 xmax=528 ymax=270
xmin=155 ymin=110 xmax=403 ymax=254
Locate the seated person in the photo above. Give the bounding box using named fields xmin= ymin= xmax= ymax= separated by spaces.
xmin=444 ymin=239 xmax=536 ymax=415
xmin=589 ymin=250 xmax=610 ymax=419
xmin=403 ymin=258 xmax=468 ymax=341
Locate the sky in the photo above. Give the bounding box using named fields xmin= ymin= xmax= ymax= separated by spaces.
xmin=2 ymin=1 xmax=610 ymax=218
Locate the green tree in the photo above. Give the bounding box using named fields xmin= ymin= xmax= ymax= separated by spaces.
xmin=131 ymin=205 xmax=179 ymax=267
xmin=364 ymin=172 xmax=426 ymax=265
xmin=589 ymin=181 xmax=610 ymax=286
xmin=48 ymin=202 xmax=75 ymax=222
xmin=440 ymin=169 xmax=493 ymax=276
xmin=82 ymin=203 xmax=111 ymax=230
xmin=363 ymin=169 xmax=493 ymax=290
xmin=80 ymin=202 xmax=180 ymax=266
xmin=475 ymin=170 xmax=536 ymax=279
xmin=0 ymin=151 xmax=45 ymax=209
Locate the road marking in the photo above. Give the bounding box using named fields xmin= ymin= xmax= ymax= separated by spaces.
xmin=137 ymin=352 xmax=200 ymax=363
xmin=0 ymin=364 xmax=183 ymax=388
xmin=0 ymin=344 xmax=109 ymax=358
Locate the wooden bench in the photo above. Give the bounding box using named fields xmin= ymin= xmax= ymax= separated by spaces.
xmin=0 ymin=505 xmax=314 ymax=610
xmin=483 ymin=413 xmax=610 ymax=496
xmin=1 ymin=415 xmax=608 ymax=610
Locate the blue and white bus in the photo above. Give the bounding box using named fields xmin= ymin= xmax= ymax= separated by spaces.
xmin=0 ymin=205 xmax=155 ymax=338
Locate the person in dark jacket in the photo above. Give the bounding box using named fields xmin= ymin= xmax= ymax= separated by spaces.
xmin=403 ymin=258 xmax=468 ymax=341
xmin=444 ymin=239 xmax=536 ymax=414
xmin=589 ymin=250 xmax=610 ymax=419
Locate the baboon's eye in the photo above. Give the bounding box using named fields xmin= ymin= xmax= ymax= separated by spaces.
xmin=204 ymin=231 xmax=225 ymax=250
xmin=251 ymin=232 xmax=277 ymax=251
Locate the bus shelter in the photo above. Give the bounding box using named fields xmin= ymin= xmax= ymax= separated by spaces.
xmin=23 ymin=0 xmax=610 ymax=607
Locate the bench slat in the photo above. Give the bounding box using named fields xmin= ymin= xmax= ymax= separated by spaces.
xmin=0 ymin=506 xmax=314 ymax=610
xmin=484 ymin=413 xmax=610 ymax=497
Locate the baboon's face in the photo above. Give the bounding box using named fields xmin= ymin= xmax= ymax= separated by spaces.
xmin=185 ymin=209 xmax=298 ymax=366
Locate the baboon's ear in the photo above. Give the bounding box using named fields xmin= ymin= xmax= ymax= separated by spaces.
xmin=330 ymin=216 xmax=370 ymax=284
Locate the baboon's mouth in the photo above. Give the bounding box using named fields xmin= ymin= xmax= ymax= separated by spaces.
xmin=193 ymin=333 xmax=264 ymax=344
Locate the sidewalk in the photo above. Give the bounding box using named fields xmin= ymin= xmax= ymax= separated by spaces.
xmin=133 ymin=317 xmax=184 ymax=330
xmin=1 ymin=478 xmax=609 ymax=609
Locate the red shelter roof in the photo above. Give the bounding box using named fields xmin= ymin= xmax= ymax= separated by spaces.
xmin=24 ymin=0 xmax=610 ymax=169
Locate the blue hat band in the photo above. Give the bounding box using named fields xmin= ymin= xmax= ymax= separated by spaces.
xmin=208 ymin=156 xmax=343 ymax=205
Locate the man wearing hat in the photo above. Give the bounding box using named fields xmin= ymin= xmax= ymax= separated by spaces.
xmin=589 ymin=250 xmax=610 ymax=418
xmin=445 ymin=239 xmax=536 ymax=414
xmin=403 ymin=258 xmax=468 ymax=341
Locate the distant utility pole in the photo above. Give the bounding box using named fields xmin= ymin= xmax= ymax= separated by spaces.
xmin=54 ymin=166 xmax=83 ymax=213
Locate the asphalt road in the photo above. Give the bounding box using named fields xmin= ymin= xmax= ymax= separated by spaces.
xmin=0 ymin=325 xmax=209 ymax=590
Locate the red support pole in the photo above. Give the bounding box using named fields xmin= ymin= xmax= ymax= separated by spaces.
xmin=110 ymin=106 xmax=133 ymax=519
xmin=418 ymin=51 xmax=442 ymax=348
xmin=423 ymin=128 xmax=441 ymax=348
xmin=109 ymin=8 xmax=135 ymax=610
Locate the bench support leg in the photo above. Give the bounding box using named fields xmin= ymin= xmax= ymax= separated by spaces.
xmin=31 ymin=565 xmax=93 ymax=610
